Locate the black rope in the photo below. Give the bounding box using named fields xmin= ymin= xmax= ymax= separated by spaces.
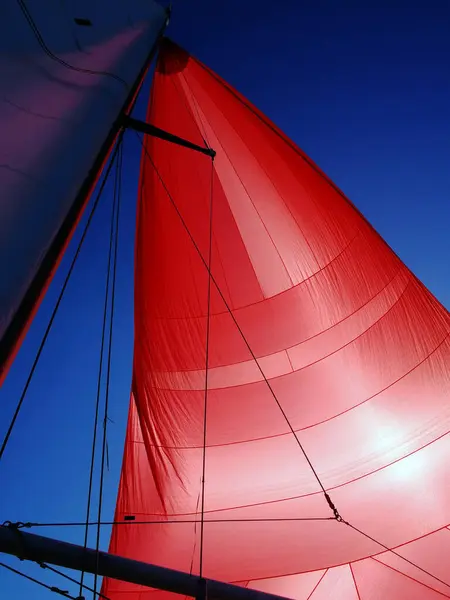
xmin=79 ymin=135 xmax=123 ymax=595
xmin=0 ymin=141 xmax=122 ymax=463
xmin=0 ymin=560 xmax=81 ymax=599
xmin=199 ymin=157 xmax=214 ymax=578
xmin=93 ymin=137 xmax=123 ymax=597
xmin=16 ymin=0 xmax=128 ymax=87
xmin=4 ymin=517 xmax=335 ymax=528
xmin=135 ymin=133 xmax=342 ymax=521
xmin=39 ymin=562 xmax=110 ymax=600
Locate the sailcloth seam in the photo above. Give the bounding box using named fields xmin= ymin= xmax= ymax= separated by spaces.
xmin=180 ymin=87 xmax=295 ymax=292
xmin=147 ymin=276 xmax=411 ymax=390
xmin=185 ymin=66 xmax=325 ymax=275
xmin=137 ymin=132 xmax=342 ymax=519
xmin=370 ymin=557 xmax=450 ymax=597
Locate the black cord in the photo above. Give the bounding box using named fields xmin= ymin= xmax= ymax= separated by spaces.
xmin=93 ymin=137 xmax=123 ymax=597
xmin=40 ymin=562 xmax=110 ymax=600
xmin=0 ymin=141 xmax=122 ymax=463
xmin=5 ymin=516 xmax=336 ymax=528
xmin=79 ymin=135 xmax=123 ymax=595
xmin=16 ymin=0 xmax=128 ymax=87
xmin=0 ymin=561 xmax=80 ymax=599
xmin=199 ymin=157 xmax=214 ymax=578
xmin=135 ymin=132 xmax=341 ymax=520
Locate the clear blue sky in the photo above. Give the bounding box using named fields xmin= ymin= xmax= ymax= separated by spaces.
xmin=1 ymin=0 xmax=450 ymax=597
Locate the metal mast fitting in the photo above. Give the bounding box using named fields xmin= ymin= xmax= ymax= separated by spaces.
xmin=123 ymin=116 xmax=216 ymax=158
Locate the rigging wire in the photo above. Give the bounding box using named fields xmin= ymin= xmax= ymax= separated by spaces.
xmin=3 ymin=520 xmax=450 ymax=594
xmin=0 ymin=560 xmax=81 ymax=599
xmin=199 ymin=157 xmax=214 ymax=579
xmin=0 ymin=141 xmax=122 ymax=463
xmin=132 ymin=116 xmax=450 ymax=597
xmin=16 ymin=0 xmax=128 ymax=87
xmin=134 ymin=132 xmax=342 ymax=521
xmin=3 ymin=517 xmax=335 ymax=530
xmin=41 ymin=562 xmax=110 ymax=600
xmin=10 ymin=517 xmax=335 ymax=528
xmin=78 ymin=134 xmax=123 ymax=596
xmin=93 ymin=136 xmax=124 ymax=598
xmin=0 ymin=557 xmax=111 ymax=599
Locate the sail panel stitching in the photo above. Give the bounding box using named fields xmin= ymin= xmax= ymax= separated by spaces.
xmin=345 ymin=522 xmax=450 ymax=592
xmin=136 ymin=133 xmax=342 ymax=521
xmin=349 ymin=563 xmax=362 ymax=600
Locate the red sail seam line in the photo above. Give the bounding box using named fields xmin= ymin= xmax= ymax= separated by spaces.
xmin=138 ymin=136 xmax=331 ymax=505
xmin=170 ymin=77 xmax=237 ymax=315
xmin=140 ymin=137 xmax=448 ymax=517
xmin=233 ymin=551 xmax=441 ymax=587
xmin=179 ymin=71 xmax=211 ymax=147
xmin=306 ymin=568 xmax=328 ymax=600
xmin=136 ymin=140 xmax=450 ymax=525
xmin=142 ymin=288 xmax=449 ymax=447
xmin=147 ymin=233 xmax=397 ymax=321
xmin=101 ymin=521 xmax=450 ymax=594
xmin=145 ymin=276 xmax=414 ymax=397
xmin=349 ymin=563 xmax=362 ymax=600
xmin=137 ymin=412 xmax=450 ymax=516
xmin=180 ymin=90 xmax=295 ymax=291
xmin=184 ymin=68 xmax=325 ymax=276
xmin=237 ymin=556 xmax=450 ymax=598
xmin=103 ymin=521 xmax=450 ymax=592
xmin=145 ymin=267 xmax=408 ymax=384
xmin=194 ymin=55 xmax=450 ymax=323
xmin=346 ymin=523 xmax=450 ymax=592
xmin=370 ymin=557 xmax=450 ymax=598
xmin=152 ymin=74 xmax=235 ymax=306
xmin=136 ymin=420 xmax=450 ymax=515
xmin=168 ymin=74 xmax=210 ymax=149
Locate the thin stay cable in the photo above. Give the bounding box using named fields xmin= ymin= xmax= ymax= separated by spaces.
xmin=93 ymin=137 xmax=123 ymax=597
xmin=135 ymin=133 xmax=341 ymax=520
xmin=4 ymin=516 xmax=335 ymax=529
xmin=40 ymin=562 xmax=110 ymax=600
xmin=199 ymin=157 xmax=214 ymax=579
xmin=0 ymin=560 xmax=80 ymax=599
xmin=0 ymin=141 xmax=121 ymax=463
xmin=79 ymin=135 xmax=122 ymax=596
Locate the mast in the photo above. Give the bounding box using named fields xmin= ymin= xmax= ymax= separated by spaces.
xmin=0 ymin=0 xmax=169 ymax=384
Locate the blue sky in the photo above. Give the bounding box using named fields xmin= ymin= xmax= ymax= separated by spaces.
xmin=1 ymin=0 xmax=450 ymax=597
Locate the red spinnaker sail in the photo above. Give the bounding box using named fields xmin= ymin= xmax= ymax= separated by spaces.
xmin=103 ymin=41 xmax=450 ymax=599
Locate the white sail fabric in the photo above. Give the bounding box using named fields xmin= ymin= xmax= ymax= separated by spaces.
xmin=0 ymin=0 xmax=166 ymax=360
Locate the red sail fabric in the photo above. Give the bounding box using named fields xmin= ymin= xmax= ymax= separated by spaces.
xmin=102 ymin=41 xmax=450 ymax=600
